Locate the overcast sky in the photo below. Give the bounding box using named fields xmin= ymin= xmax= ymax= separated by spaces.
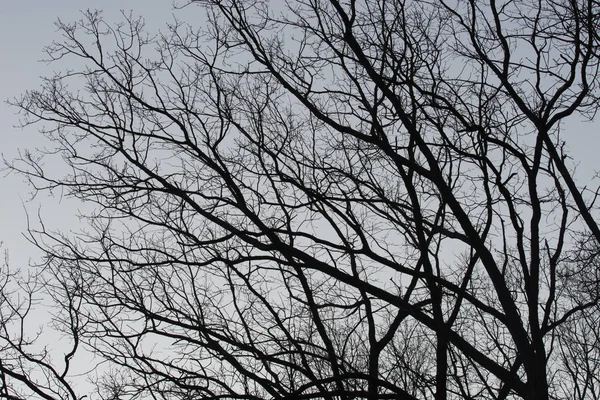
xmin=0 ymin=1 xmax=180 ymax=269
xmin=2 ymin=1 xmax=600 ymax=270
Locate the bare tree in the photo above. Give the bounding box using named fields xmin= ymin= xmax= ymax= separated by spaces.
xmin=4 ymin=0 xmax=600 ymax=399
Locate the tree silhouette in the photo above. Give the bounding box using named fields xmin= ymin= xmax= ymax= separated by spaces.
xmin=4 ymin=1 xmax=600 ymax=399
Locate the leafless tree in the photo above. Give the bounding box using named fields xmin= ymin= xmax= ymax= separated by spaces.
xmin=4 ymin=0 xmax=600 ymax=399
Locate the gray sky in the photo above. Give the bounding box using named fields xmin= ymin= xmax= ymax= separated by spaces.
xmin=0 ymin=1 xmax=178 ymax=269
xmin=0 ymin=4 xmax=184 ymax=395
xmin=2 ymin=0 xmax=600 ymax=270
xmin=1 ymin=2 xmax=600 ymax=398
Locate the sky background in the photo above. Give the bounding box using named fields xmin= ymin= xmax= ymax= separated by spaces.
xmin=0 ymin=3 xmax=189 ymax=394
xmin=1 ymin=1 xmax=600 ymax=397
xmin=2 ymin=1 xmax=600 ymax=269
xmin=0 ymin=1 xmax=181 ymax=269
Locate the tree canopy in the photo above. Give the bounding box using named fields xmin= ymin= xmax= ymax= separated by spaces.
xmin=3 ymin=1 xmax=600 ymax=399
